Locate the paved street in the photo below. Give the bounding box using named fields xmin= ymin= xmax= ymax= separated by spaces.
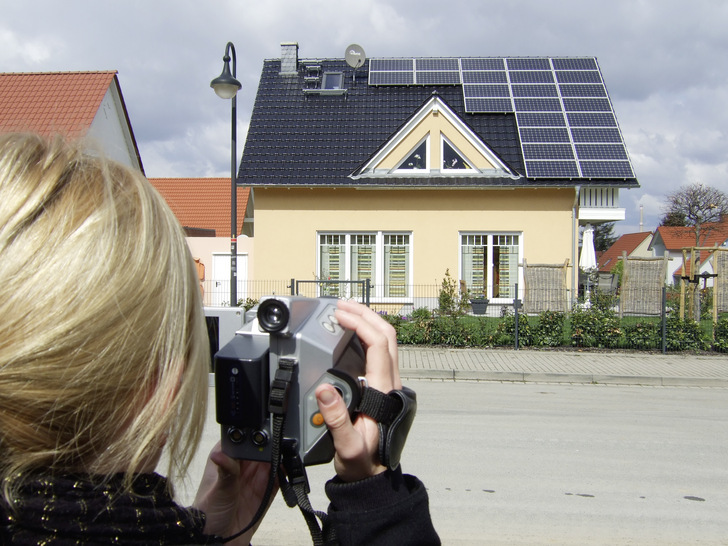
xmin=171 ymin=347 xmax=727 ymax=544
xmin=398 ymin=346 xmax=728 ymax=387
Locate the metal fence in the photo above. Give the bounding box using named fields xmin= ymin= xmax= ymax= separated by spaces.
xmin=202 ymin=279 xmax=727 ymax=352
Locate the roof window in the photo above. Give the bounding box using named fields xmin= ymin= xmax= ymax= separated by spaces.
xmin=303 ymin=70 xmax=347 ymax=96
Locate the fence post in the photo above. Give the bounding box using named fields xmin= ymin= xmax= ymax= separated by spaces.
xmin=514 ymin=282 xmax=520 ymax=350
xmin=661 ymin=285 xmax=667 ymax=354
xmin=290 ymin=278 xmax=295 ymax=296
xmin=365 ymin=279 xmax=371 ymax=307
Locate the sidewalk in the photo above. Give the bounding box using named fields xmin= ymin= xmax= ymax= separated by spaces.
xmin=398 ymin=346 xmax=728 ymax=387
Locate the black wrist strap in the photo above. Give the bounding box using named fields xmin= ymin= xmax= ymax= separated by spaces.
xmin=356 ymin=386 xmax=417 ymax=470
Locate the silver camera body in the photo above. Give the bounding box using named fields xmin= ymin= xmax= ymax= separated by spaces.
xmin=214 ymin=296 xmax=366 ymax=465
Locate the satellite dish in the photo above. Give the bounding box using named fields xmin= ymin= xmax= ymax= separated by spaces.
xmin=345 ymin=44 xmax=366 ymax=69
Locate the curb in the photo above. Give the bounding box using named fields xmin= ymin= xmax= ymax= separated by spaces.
xmin=399 ymin=368 xmax=728 ymax=388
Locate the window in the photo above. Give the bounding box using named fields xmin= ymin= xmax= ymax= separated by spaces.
xmin=398 ymin=139 xmax=428 ymax=170
xmin=319 ymin=232 xmax=411 ymax=299
xmin=461 ymin=233 xmax=521 ymax=300
xmin=442 ymin=139 xmax=473 ymax=170
xmin=322 ymin=72 xmax=343 ymax=90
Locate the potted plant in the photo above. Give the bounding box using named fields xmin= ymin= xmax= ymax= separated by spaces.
xmin=470 ymin=295 xmax=489 ymax=315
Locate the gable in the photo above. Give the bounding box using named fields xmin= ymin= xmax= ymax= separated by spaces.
xmin=352 ymin=95 xmax=517 ymax=179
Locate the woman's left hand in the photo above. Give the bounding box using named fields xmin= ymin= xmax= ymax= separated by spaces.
xmin=193 ymin=442 xmax=276 ymax=545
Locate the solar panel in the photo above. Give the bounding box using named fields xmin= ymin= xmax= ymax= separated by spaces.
xmin=416 ymin=58 xmax=459 ymax=71
xmin=463 ymin=84 xmax=510 ymax=97
xmin=566 ymin=113 xmax=617 ymax=127
xmin=559 ymin=84 xmax=607 ymax=97
xmin=417 ymin=71 xmax=460 ymax=84
xmin=563 ymin=98 xmax=612 ymax=112
xmin=526 ymin=161 xmax=580 ymax=177
xmin=575 ymin=144 xmax=628 ymax=160
xmin=552 ymin=58 xmax=597 ymax=70
xmin=512 ymin=84 xmax=558 ymax=97
xmin=523 ymin=144 xmax=575 ymax=160
xmin=580 ymin=161 xmax=634 ymax=178
xmin=509 ymin=71 xmax=555 ymax=84
xmin=517 ymin=112 xmax=567 ymax=127
xmin=462 ymin=71 xmax=508 ymax=84
xmin=369 ymin=71 xmax=414 ymax=85
xmin=507 ymin=58 xmax=551 ymax=70
xmin=556 ymin=71 xmax=602 ymax=83
xmin=571 ymin=128 xmax=622 ymax=143
xmin=520 ymin=128 xmax=571 ymax=143
xmin=514 ymin=98 xmax=562 ymax=112
xmin=464 ymin=98 xmax=513 ymax=112
xmin=462 ymin=58 xmax=505 ymax=70
xmin=367 ymin=56 xmax=634 ymax=179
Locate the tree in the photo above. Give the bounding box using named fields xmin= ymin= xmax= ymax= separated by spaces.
xmin=593 ymin=222 xmax=617 ymax=252
xmin=662 ymin=182 xmax=728 ymax=247
xmin=659 ymin=210 xmax=687 ymax=227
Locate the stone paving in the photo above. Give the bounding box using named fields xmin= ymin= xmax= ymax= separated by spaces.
xmin=398 ymin=346 xmax=728 ymax=387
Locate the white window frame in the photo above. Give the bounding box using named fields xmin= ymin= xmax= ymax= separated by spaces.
xmin=441 ymin=134 xmax=477 ymax=173
xmin=322 ymin=71 xmax=344 ymax=90
xmin=317 ymin=231 xmax=413 ymax=302
xmin=392 ymin=135 xmax=430 ymax=174
xmin=458 ymin=232 xmax=524 ymax=303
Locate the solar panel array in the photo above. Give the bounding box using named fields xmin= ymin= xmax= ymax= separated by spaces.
xmin=368 ymin=57 xmax=633 ymax=179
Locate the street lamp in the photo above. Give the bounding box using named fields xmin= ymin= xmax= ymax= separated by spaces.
xmin=211 ymin=42 xmax=242 ymax=307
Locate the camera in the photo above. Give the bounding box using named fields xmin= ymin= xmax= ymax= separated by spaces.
xmin=214 ymin=296 xmax=366 ymax=466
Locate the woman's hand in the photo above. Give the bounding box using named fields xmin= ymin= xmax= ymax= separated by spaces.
xmin=315 ymin=299 xmax=402 ymax=482
xmin=192 ymin=442 xmax=276 ymax=545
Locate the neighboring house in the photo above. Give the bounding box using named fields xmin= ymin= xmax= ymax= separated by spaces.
xmin=650 ymin=222 xmax=728 ymax=285
xmin=148 ymin=178 xmax=252 ymax=306
xmin=0 ymin=71 xmax=142 ymax=171
xmin=238 ymin=43 xmax=638 ymax=310
xmin=598 ymin=231 xmax=654 ymax=273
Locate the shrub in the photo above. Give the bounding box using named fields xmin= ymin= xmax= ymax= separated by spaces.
xmin=438 ymin=269 xmax=470 ymax=316
xmin=713 ymin=315 xmax=728 ymax=353
xmin=492 ymin=311 xmax=532 ymax=347
xmin=623 ymin=321 xmax=660 ymax=349
xmin=534 ymin=311 xmax=565 ymax=347
xmin=570 ymin=306 xmax=621 ymax=348
xmin=665 ymin=314 xmax=708 ymax=351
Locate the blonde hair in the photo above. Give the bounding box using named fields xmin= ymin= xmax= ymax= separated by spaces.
xmin=0 ymin=133 xmax=209 ymax=503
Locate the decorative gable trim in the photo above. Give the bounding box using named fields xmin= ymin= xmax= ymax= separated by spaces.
xmin=350 ymin=95 xmax=519 ymax=180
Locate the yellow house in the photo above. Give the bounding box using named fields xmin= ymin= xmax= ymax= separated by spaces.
xmin=238 ymin=43 xmax=638 ymax=312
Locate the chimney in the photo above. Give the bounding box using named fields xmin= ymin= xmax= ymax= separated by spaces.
xmin=280 ymin=42 xmax=299 ymax=76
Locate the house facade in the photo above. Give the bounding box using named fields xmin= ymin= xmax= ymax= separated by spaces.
xmin=148 ymin=178 xmax=252 ymax=306
xmin=238 ymin=43 xmax=638 ymax=311
xmin=650 ymin=222 xmax=728 ymax=285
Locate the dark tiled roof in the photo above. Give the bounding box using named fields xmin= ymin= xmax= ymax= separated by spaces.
xmin=238 ymin=58 xmax=638 ymax=189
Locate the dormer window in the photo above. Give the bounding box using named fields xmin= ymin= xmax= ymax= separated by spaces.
xmin=396 ymin=139 xmax=428 ymax=171
xmin=442 ymin=139 xmax=473 ymax=170
xmin=322 ymin=72 xmax=343 ymax=90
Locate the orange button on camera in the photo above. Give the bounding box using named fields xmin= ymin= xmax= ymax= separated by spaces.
xmin=311 ymin=412 xmax=325 ymax=427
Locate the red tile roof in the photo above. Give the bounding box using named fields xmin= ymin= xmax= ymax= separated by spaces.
xmin=148 ymin=178 xmax=250 ymax=237
xmin=0 ymin=71 xmax=117 ymax=137
xmin=597 ymin=231 xmax=653 ymax=272
xmin=654 ymin=221 xmax=728 ymax=255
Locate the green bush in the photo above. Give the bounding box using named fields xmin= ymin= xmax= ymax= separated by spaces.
xmin=665 ymin=314 xmax=708 ymax=351
xmin=534 ymin=311 xmax=565 ymax=347
xmin=711 ymin=315 xmax=728 ymax=353
xmin=438 ymin=269 xmax=470 ymax=316
xmin=570 ymin=306 xmax=621 ymax=348
xmin=623 ymin=321 xmax=660 ymax=349
xmin=492 ymin=311 xmax=532 ymax=347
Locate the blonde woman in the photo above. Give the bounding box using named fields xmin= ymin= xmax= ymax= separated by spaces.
xmin=0 ymin=133 xmax=438 ymax=545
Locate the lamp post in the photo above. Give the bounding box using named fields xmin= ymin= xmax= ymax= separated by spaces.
xmin=211 ymin=42 xmax=242 ymax=307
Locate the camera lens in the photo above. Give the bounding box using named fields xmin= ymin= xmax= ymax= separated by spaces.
xmin=257 ymin=299 xmax=290 ymax=333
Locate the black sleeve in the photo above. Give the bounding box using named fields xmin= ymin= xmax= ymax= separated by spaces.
xmin=324 ymin=467 xmax=440 ymax=546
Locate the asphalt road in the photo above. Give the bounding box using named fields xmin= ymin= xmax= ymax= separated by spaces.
xmin=177 ymin=381 xmax=728 ymax=545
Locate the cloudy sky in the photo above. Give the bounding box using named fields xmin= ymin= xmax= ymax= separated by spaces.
xmin=2 ymin=0 xmax=727 ymax=234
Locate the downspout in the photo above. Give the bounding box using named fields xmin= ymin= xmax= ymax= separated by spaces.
xmin=572 ymin=186 xmax=581 ymax=307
